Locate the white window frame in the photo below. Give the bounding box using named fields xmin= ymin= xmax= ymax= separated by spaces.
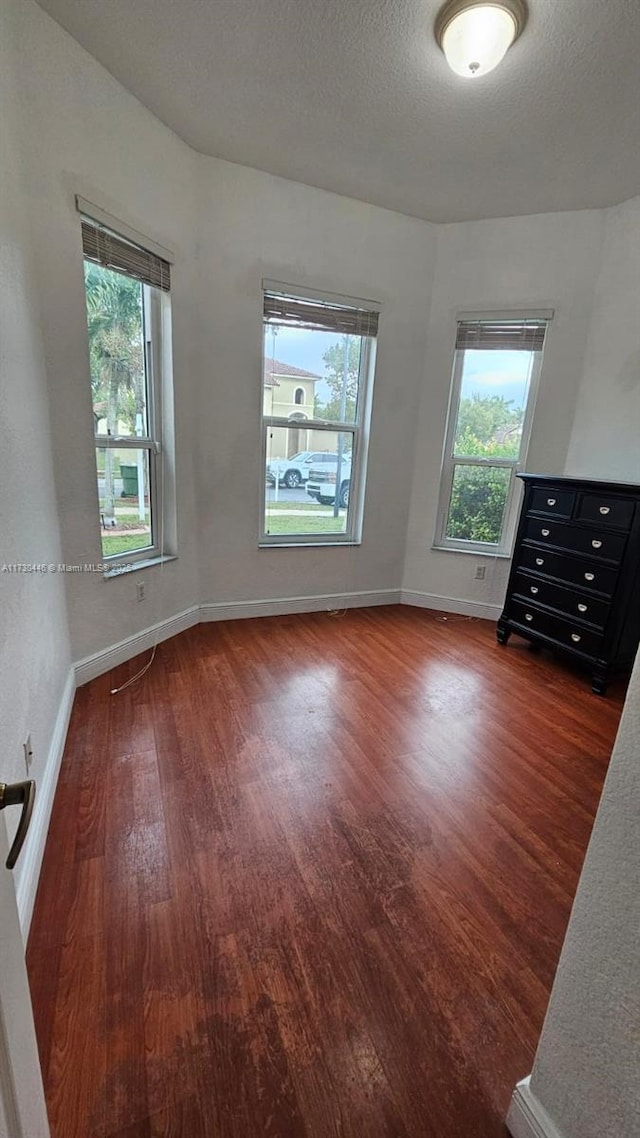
xmin=79 ymin=201 xmax=174 ymax=571
xmin=93 ymin=288 xmax=164 ymax=567
xmin=260 ymin=282 xmax=378 ymax=548
xmin=434 ymin=312 xmax=551 ymax=557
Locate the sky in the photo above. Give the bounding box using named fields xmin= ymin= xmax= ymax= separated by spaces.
xmin=264 ymin=326 xmax=534 ymax=409
xmin=460 ymin=349 xmax=533 ymax=409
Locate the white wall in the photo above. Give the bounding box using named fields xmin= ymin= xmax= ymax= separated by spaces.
xmin=566 ymin=194 xmax=640 ymax=482
xmin=195 ymin=158 xmax=436 ymax=605
xmin=12 ymin=0 xmax=437 ymax=654
xmin=402 ymin=210 xmax=606 ymax=613
xmin=12 ymin=0 xmax=637 ymax=654
xmin=522 ymin=651 xmax=640 ymax=1137
xmin=0 ymin=0 xmax=71 ymax=900
xmin=16 ymin=0 xmax=201 ymax=663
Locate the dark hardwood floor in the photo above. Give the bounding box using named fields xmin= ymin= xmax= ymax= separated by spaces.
xmin=27 ymin=606 xmax=625 ymax=1137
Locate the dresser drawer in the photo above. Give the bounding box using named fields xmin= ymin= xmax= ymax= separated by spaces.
xmin=508 ymin=600 xmax=602 ymax=658
xmin=523 ymin=518 xmax=626 ymax=563
xmin=514 ymin=572 xmax=610 ymax=629
xmin=577 ymin=493 xmax=635 ymax=530
xmin=529 ymin=487 xmax=575 ymax=518
xmin=517 ymin=546 xmax=618 ymax=596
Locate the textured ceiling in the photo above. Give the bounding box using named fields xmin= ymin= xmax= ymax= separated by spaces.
xmin=35 ymin=0 xmax=640 ymax=222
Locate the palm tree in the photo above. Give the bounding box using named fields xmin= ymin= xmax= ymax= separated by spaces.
xmin=85 ymin=264 xmax=145 ymax=522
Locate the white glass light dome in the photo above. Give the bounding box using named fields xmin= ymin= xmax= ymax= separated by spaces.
xmin=435 ymin=1 xmax=527 ymax=80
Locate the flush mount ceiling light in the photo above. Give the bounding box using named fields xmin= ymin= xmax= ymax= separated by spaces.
xmin=435 ymin=0 xmax=527 ymax=79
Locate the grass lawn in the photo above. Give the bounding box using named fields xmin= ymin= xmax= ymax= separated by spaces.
xmin=264 ymin=513 xmax=346 ymax=536
xmin=102 ymin=533 xmax=152 ymax=557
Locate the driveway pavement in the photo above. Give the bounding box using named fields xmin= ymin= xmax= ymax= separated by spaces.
xmin=265 ymin=486 xmax=310 ymax=505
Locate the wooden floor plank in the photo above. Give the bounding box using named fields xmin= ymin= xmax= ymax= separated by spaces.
xmin=27 ymin=606 xmax=625 ymax=1137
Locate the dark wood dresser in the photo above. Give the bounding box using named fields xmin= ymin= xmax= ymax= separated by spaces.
xmin=497 ymin=474 xmax=640 ymax=693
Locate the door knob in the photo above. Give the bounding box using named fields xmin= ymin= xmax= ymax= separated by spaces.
xmin=0 ymin=780 xmax=36 ymax=869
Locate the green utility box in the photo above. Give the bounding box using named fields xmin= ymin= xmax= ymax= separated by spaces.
xmin=120 ymin=464 xmax=138 ymax=497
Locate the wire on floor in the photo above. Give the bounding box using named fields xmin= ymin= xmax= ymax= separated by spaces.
xmin=111 ymin=435 xmax=167 ymax=696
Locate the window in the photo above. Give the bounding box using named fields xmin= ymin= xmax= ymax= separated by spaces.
xmin=261 ymin=282 xmax=378 ymax=544
xmin=79 ymin=207 xmax=173 ymax=567
xmin=435 ymin=315 xmax=550 ymax=555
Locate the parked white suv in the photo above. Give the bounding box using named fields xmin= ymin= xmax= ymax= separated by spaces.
xmin=266 ymin=451 xmax=338 ymax=489
xmin=306 ymin=455 xmax=352 ymax=508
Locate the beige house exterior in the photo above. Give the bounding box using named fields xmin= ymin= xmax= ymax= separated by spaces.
xmin=264 ymin=358 xmax=336 ymax=458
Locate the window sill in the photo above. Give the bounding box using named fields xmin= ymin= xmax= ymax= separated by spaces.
xmin=103 ymin=554 xmax=177 ymax=579
xmin=259 ymin=541 xmax=361 ymax=550
xmin=431 ymin=544 xmax=512 ymax=559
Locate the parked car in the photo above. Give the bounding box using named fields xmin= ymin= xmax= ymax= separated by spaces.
xmin=306 ymin=455 xmax=352 ymax=508
xmin=266 ymin=451 xmax=338 ymax=488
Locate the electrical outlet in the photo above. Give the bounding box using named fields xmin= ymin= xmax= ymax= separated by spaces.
xmin=474 ymin=564 xmax=486 ymax=580
xmin=136 ymin=580 xmax=146 ymax=602
xmin=23 ymin=733 xmax=34 ymax=772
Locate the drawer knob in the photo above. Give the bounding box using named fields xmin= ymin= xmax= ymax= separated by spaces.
xmin=599 ymin=506 xmax=610 ymax=515
xmin=525 ymin=613 xmax=534 ymax=621
xmin=547 ymin=498 xmax=556 ymax=506
xmin=536 ymin=557 xmax=544 ymax=566
xmin=571 ymin=633 xmax=581 ymax=642
xmin=592 ymin=539 xmax=602 ymax=549
xmin=584 ymin=572 xmax=595 ymax=581
xmin=530 ymin=586 xmax=539 ymax=594
xmin=578 ymin=603 xmax=588 ymax=612
xmin=541 ymin=528 xmax=550 ymax=537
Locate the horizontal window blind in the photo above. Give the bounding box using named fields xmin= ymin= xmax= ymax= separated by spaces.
xmin=81 ymin=219 xmax=171 ymax=292
xmin=264 ymin=289 xmax=379 ymax=337
xmin=456 ymin=319 xmax=547 ymax=352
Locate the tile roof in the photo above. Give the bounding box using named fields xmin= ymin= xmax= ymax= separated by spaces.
xmin=264 ymin=358 xmax=321 ymax=386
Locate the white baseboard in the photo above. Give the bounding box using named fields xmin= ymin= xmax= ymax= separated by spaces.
xmin=15 ymin=666 xmax=76 ymax=938
xmin=73 ymin=590 xmax=498 ymax=684
xmin=401 ymin=588 xmax=502 ymax=621
xmin=200 ymin=588 xmax=401 ymax=622
xmin=74 ymin=604 xmax=200 ymax=685
xmin=507 ymin=1078 xmax=566 ymax=1138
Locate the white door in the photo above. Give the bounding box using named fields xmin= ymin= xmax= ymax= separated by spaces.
xmin=0 ymin=814 xmax=49 ymax=1138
